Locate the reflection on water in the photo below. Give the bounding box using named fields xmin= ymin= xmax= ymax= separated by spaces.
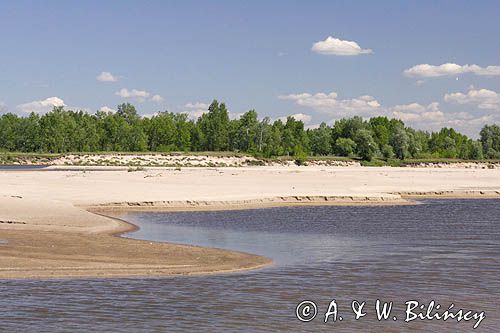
xmin=1 ymin=199 xmax=499 ymax=332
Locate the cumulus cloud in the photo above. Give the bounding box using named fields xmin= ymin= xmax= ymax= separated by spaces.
xmin=115 ymin=88 xmax=150 ymax=99
xmin=279 ymin=92 xmax=380 ymax=117
xmin=115 ymin=88 xmax=163 ymax=103
xmin=312 ymin=36 xmax=372 ymax=56
xmin=185 ymin=102 xmax=209 ymax=109
xmin=277 ymin=113 xmax=312 ymax=124
xmin=390 ymin=102 xmax=445 ymax=123
xmin=444 ymin=88 xmax=500 ymax=110
xmin=99 ymin=106 xmax=115 ymax=114
xmin=151 ymin=94 xmax=164 ymax=103
xmin=389 ymin=101 xmax=499 ymax=136
xmin=16 ymin=96 xmax=65 ymax=114
xmin=404 ymin=63 xmax=500 ymax=78
xmin=278 ymin=90 xmax=500 ymax=137
xmin=96 ymin=71 xmax=119 ymax=82
xmin=183 ymin=101 xmax=209 ymax=119
xmin=141 ymin=112 xmax=161 ymax=119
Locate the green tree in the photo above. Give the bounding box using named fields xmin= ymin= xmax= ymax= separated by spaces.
xmin=309 ymin=122 xmax=332 ymax=155
xmin=480 ymin=124 xmax=500 ymax=158
xmin=282 ymin=116 xmax=309 ymax=155
xmin=198 ymin=100 xmax=230 ymax=151
xmin=117 ymin=103 xmax=140 ymax=124
xmin=390 ymin=127 xmax=409 ymax=159
xmin=469 ymin=141 xmax=484 ymax=160
xmin=147 ymin=112 xmax=177 ymax=151
xmin=381 ymin=144 xmax=394 ymax=159
xmin=354 ymin=129 xmax=378 ymax=160
xmin=334 ymin=138 xmax=356 ymax=156
xmin=369 ymin=116 xmax=391 ymax=149
xmin=331 ymin=116 xmax=366 ymax=143
xmin=234 ymin=110 xmax=259 ymax=152
xmin=0 ymin=113 xmax=20 ymax=151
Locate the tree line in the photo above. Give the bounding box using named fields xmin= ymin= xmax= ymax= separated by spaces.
xmin=1 ymin=100 xmax=499 ymax=161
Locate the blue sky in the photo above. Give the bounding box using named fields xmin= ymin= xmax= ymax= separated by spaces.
xmin=0 ymin=0 xmax=499 ymax=136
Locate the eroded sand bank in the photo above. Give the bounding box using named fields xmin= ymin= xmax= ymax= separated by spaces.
xmin=1 ymin=165 xmax=499 ymax=279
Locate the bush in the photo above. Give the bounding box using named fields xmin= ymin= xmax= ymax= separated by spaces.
xmin=293 ymin=145 xmax=308 ymax=166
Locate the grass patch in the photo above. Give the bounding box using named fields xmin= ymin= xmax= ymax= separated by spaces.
xmin=127 ymin=167 xmax=145 ymax=172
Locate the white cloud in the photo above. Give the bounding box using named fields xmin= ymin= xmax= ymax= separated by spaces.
xmin=279 ymin=89 xmax=499 ymax=137
xmin=229 ymin=112 xmax=245 ymax=120
xmin=151 ymin=94 xmax=164 ymax=103
xmin=312 ymin=36 xmax=372 ymax=56
xmin=277 ymin=113 xmax=312 ymax=124
xmin=99 ymin=106 xmax=115 ymax=114
xmin=305 ymin=123 xmax=321 ymax=130
xmin=391 ymin=102 xmax=445 ymax=123
xmin=141 ymin=112 xmax=160 ymax=119
xmin=16 ymin=97 xmax=65 ymax=114
xmin=183 ymin=101 xmax=209 ymax=119
xmin=444 ymin=88 xmax=500 ymax=110
xmin=388 ymin=101 xmax=499 ymax=136
xmin=115 ymin=88 xmax=150 ymax=99
xmin=96 ymin=71 xmax=119 ymax=82
xmin=0 ymin=101 xmax=5 ymax=113
xmin=115 ymin=88 xmax=164 ymax=103
xmin=404 ymin=63 xmax=500 ymax=78
xmin=185 ymin=102 xmax=209 ymax=109
xmin=279 ymin=92 xmax=381 ymax=117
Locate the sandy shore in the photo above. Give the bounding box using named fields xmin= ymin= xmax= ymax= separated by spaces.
xmin=1 ymin=165 xmax=500 ymax=279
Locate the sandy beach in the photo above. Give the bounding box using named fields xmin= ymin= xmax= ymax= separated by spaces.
xmin=1 ymin=164 xmax=500 ymax=279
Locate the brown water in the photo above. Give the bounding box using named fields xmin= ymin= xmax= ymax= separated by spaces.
xmin=1 ymin=199 xmax=499 ymax=332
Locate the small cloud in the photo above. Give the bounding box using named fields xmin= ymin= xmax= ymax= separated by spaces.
xmin=183 ymin=102 xmax=209 ymax=119
xmin=184 ymin=102 xmax=209 ymax=109
xmin=151 ymin=94 xmax=164 ymax=103
xmin=311 ymin=36 xmax=372 ymax=56
xmin=277 ymin=51 xmax=287 ymax=57
xmin=404 ymin=63 xmax=500 ymax=78
xmin=277 ymin=113 xmax=312 ymax=124
xmin=96 ymin=71 xmax=119 ymax=82
xmin=141 ymin=112 xmax=160 ymax=119
xmin=16 ymin=96 xmax=65 ymax=114
xmin=115 ymin=88 xmax=164 ymax=103
xmin=99 ymin=106 xmax=115 ymax=114
xmin=305 ymin=123 xmax=321 ymax=130
xmin=115 ymin=88 xmax=150 ymax=99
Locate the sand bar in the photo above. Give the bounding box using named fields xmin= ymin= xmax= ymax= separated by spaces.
xmin=1 ymin=165 xmax=500 ymax=279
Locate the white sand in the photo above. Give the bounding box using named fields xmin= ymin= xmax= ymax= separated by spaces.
xmin=1 ymin=165 xmax=500 ymax=226
xmin=0 ymin=165 xmax=499 ymax=279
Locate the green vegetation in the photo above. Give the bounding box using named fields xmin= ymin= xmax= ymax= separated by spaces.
xmin=127 ymin=166 xmax=145 ymax=172
xmin=1 ymin=100 xmax=500 ymax=161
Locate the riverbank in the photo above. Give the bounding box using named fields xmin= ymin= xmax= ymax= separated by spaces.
xmin=2 ymin=152 xmax=500 ymax=168
xmin=1 ymin=165 xmax=499 ymax=279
